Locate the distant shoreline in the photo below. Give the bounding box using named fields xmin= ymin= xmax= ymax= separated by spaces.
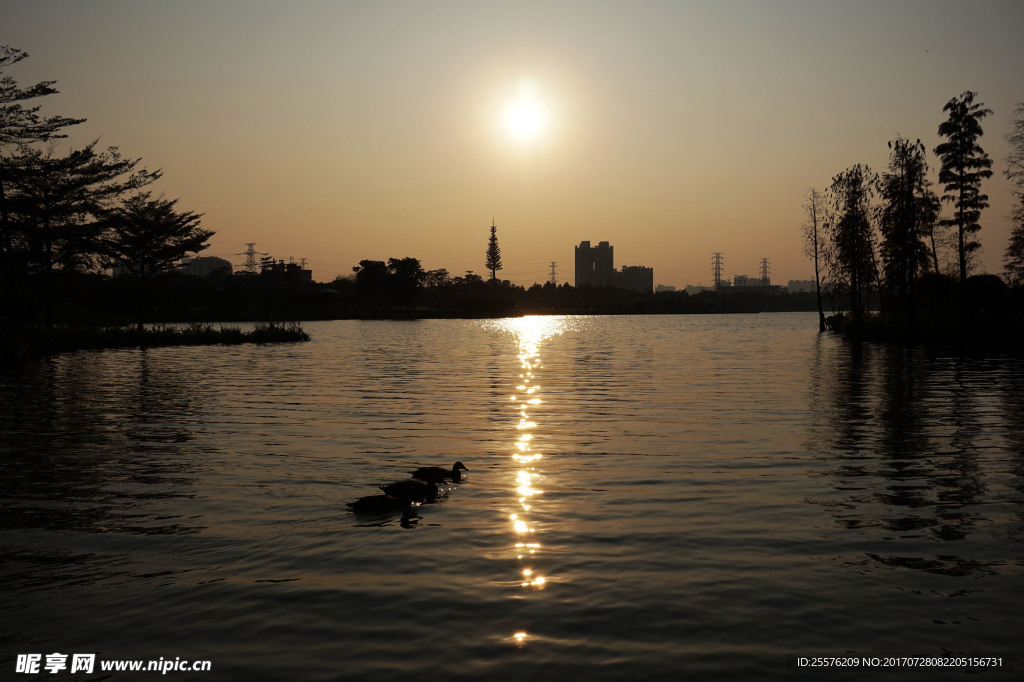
xmin=0 ymin=310 xmax=806 ymax=363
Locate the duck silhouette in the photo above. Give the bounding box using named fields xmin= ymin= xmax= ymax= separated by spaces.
xmin=347 ymin=494 xmax=411 ymax=513
xmin=380 ymin=479 xmax=440 ymax=503
xmin=410 ymin=461 xmax=468 ymax=483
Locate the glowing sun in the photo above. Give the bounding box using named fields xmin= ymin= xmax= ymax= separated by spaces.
xmin=503 ymin=80 xmax=548 ymax=143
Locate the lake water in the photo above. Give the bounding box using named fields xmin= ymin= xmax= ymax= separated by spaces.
xmin=2 ymin=313 xmax=1022 ymax=681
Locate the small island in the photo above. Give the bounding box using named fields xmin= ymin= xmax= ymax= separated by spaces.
xmin=800 ymin=93 xmax=1024 ymax=351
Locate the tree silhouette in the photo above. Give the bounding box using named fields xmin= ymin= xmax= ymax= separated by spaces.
xmin=7 ymin=141 xmax=159 ymax=324
xmin=485 ymin=219 xmax=502 ymax=282
xmin=353 ymin=259 xmax=388 ymax=308
xmin=102 ymin=192 xmax=211 ymax=332
xmin=1004 ymin=102 xmax=1024 ymax=286
xmin=826 ymin=164 xmax=878 ymax=327
xmin=386 ymin=256 xmax=424 ymax=309
xmin=0 ymin=46 xmax=83 ymax=148
xmin=423 ymin=267 xmax=451 ymax=289
xmin=801 ymin=188 xmax=827 ymax=332
xmin=934 ymin=91 xmax=993 ymax=284
xmin=1 ymin=45 xmax=85 ymax=319
xmin=877 ymin=137 xmax=939 ymax=321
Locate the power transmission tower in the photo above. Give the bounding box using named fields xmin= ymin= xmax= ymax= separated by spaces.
xmin=548 ymin=261 xmax=558 ymax=285
xmin=236 ymin=243 xmax=267 ymax=274
xmin=712 ymin=252 xmax=724 ymax=291
xmin=759 ymin=258 xmax=770 ymax=287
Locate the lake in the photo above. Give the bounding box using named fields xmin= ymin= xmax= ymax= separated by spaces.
xmin=2 ymin=313 xmax=1022 ymax=680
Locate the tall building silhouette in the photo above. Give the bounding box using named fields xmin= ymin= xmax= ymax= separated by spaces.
xmin=574 ymin=240 xmax=653 ymax=292
xmin=575 ymin=240 xmax=615 ymax=287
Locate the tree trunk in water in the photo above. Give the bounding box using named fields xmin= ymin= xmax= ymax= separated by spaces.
xmin=958 ymin=203 xmax=967 ymax=284
xmin=958 ymin=225 xmax=966 ymax=283
xmin=136 ymin=281 xmax=146 ymax=334
xmin=813 ymin=238 xmax=825 ymax=332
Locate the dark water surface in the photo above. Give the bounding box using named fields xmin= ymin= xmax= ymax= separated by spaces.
xmin=2 ymin=314 xmax=1022 ymax=680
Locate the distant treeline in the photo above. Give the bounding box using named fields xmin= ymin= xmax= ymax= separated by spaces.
xmin=13 ymin=245 xmax=1024 ymax=335
xmin=12 ymin=259 xmax=839 ymax=326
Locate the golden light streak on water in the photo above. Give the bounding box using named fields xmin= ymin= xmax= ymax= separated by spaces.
xmin=494 ymin=316 xmax=571 ymax=641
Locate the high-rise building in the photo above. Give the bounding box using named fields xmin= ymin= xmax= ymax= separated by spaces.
xmin=574 ymin=240 xmax=653 ymax=292
xmin=575 ymin=240 xmax=615 ymax=287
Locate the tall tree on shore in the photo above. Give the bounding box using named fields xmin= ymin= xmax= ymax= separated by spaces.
xmin=8 ymin=141 xmax=159 ymax=324
xmin=877 ymin=137 xmax=939 ymax=321
xmin=801 ymin=187 xmax=827 ymax=332
xmin=934 ymin=91 xmax=993 ymax=284
xmin=825 ymin=164 xmax=878 ymax=327
xmin=1 ymin=46 xmax=85 ymax=318
xmin=102 ymin=192 xmax=211 ymax=332
xmin=485 ymin=219 xmax=502 ymax=282
xmin=1004 ymin=102 xmax=1024 ymax=286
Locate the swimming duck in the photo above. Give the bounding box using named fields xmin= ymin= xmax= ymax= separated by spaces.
xmin=380 ymin=479 xmax=440 ymax=503
xmin=409 ymin=461 xmax=468 ymax=483
xmin=347 ymin=494 xmax=411 ymax=513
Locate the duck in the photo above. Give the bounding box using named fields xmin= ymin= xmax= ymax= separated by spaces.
xmin=347 ymin=494 xmax=411 ymax=513
xmin=380 ymin=479 xmax=441 ymax=503
xmin=409 ymin=461 xmax=468 ymax=483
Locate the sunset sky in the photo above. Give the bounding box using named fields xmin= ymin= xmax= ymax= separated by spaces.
xmin=4 ymin=0 xmax=1023 ymax=287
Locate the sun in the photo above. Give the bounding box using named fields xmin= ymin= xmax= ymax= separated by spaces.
xmin=503 ymin=79 xmax=548 ymax=143
xmin=507 ymin=102 xmax=543 ymax=139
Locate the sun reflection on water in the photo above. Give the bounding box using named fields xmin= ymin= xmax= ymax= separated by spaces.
xmin=483 ymin=315 xmax=573 ymax=647
xmin=493 ymin=316 xmax=572 ymax=647
xmin=511 ymin=318 xmax=568 ymax=595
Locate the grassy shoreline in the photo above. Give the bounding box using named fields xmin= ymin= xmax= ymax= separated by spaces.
xmin=1 ymin=321 xmax=310 ymax=363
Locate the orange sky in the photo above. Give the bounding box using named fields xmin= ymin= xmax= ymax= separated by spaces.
xmin=4 ymin=0 xmax=1023 ymax=287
